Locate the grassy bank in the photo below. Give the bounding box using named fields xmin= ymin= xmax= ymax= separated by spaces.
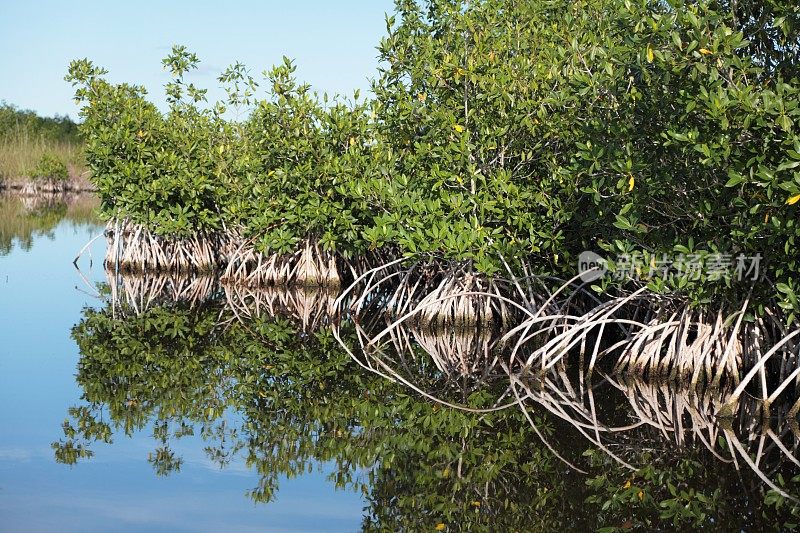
xmin=0 ymin=103 xmax=89 ymax=188
xmin=0 ymin=132 xmax=86 ymax=183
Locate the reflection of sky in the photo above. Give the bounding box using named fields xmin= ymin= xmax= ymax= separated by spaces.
xmin=0 ymin=221 xmax=364 ymax=531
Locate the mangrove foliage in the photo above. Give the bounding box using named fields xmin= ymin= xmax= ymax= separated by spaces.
xmin=66 ymin=0 xmax=800 ymax=320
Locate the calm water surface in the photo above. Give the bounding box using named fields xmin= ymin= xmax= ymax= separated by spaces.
xmin=2 ymin=195 xmax=799 ymax=532
xmin=0 ymin=198 xmax=364 ymax=532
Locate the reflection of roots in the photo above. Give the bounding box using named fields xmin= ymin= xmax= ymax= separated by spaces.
xmin=509 ymin=363 xmax=800 ymax=500
xmin=106 ymin=253 xmax=800 ymax=417
xmin=223 ymin=284 xmax=337 ymax=331
xmin=2 ymin=190 xmax=98 ymax=216
xmin=19 ymin=194 xmax=65 ymax=212
xmin=615 ymin=375 xmax=732 ymax=449
xmin=334 ymin=263 xmax=800 ymax=412
xmin=358 ymin=307 xmax=500 ymax=379
xmin=106 ymin=271 xmax=219 ymax=313
xmin=332 ymin=266 xmax=800 ymax=498
xmin=411 ymin=326 xmax=497 ymax=376
xmin=336 ymin=260 xmax=521 ymax=384
xmin=106 ymin=271 xmax=337 ymax=331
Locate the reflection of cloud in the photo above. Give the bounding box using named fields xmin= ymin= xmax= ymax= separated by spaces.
xmin=1 ymin=493 xmax=268 ymax=532
xmin=194 ymin=455 xmax=251 ymax=475
xmin=0 ymin=420 xmax=361 ymax=530
xmin=0 ymin=479 xmax=362 ymax=533
xmin=0 ymin=446 xmax=36 ymax=461
xmin=171 ymin=443 xmax=252 ymax=475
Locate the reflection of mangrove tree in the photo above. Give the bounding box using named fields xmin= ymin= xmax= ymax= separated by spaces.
xmin=0 ymin=193 xmax=99 ymax=254
xmin=62 ymin=301 xmax=576 ymax=529
xmin=57 ymin=281 xmax=800 ymax=530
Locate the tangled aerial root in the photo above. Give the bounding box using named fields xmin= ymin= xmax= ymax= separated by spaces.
xmin=104 ymin=219 xmax=341 ymax=287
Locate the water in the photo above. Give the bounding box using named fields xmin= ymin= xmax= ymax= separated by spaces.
xmin=0 ymin=197 xmax=364 ymax=532
xmin=1 ymin=194 xmax=800 ymax=532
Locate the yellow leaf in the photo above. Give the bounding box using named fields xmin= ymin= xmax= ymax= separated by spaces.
xmin=699 ymin=48 xmax=713 ymax=55
xmin=628 ymin=174 xmax=635 ymax=191
xmin=764 ymin=212 xmax=770 ymax=223
xmin=456 ymin=67 xmax=466 ymax=76
xmin=623 ymin=480 xmax=632 ymax=489
xmin=349 ymin=137 xmax=356 ymax=146
xmin=218 ymin=144 xmax=224 ymax=155
xmin=471 ymin=501 xmax=481 ymax=507
xmin=788 ymin=194 xmax=800 ymax=205
xmin=453 ymin=124 xmax=465 ymax=133
xmin=637 ymin=490 xmax=644 ymax=501
xmin=417 ymin=92 xmax=426 ymax=102
xmin=435 ymin=524 xmax=446 ymax=531
xmin=646 ymin=44 xmax=654 ymax=63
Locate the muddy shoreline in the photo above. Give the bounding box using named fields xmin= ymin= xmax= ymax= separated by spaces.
xmin=0 ymin=181 xmax=96 ymax=195
xmin=0 ymin=173 xmax=96 ymax=195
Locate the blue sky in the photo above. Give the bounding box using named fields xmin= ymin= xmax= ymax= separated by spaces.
xmin=0 ymin=0 xmax=395 ymax=119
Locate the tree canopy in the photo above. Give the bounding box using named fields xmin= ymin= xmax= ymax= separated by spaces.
xmin=66 ymin=0 xmax=800 ymax=317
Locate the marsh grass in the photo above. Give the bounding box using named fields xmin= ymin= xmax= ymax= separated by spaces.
xmin=0 ymin=130 xmax=86 ymax=183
